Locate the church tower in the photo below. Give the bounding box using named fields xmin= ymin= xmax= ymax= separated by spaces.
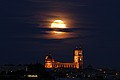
xmin=74 ymin=47 xmax=83 ymax=69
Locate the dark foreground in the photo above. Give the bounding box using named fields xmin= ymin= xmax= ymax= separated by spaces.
xmin=0 ymin=63 xmax=120 ymax=80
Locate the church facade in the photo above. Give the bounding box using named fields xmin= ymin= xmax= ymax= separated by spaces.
xmin=45 ymin=47 xmax=83 ymax=69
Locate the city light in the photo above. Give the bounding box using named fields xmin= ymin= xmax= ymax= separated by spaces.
xmin=27 ymin=75 xmax=38 ymax=78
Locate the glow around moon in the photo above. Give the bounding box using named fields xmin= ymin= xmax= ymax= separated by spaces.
xmin=35 ymin=19 xmax=78 ymax=39
xmin=51 ymin=20 xmax=66 ymax=28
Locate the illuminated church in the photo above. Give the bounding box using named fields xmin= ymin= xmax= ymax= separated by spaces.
xmin=45 ymin=47 xmax=83 ymax=69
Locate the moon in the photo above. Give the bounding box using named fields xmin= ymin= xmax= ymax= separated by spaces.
xmin=51 ymin=20 xmax=66 ymax=28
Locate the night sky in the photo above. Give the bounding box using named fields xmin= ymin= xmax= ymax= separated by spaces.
xmin=0 ymin=0 xmax=120 ymax=69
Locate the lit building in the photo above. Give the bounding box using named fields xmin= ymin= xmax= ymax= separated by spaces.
xmin=45 ymin=47 xmax=83 ymax=69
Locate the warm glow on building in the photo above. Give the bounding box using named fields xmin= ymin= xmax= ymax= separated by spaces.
xmin=45 ymin=47 xmax=83 ymax=69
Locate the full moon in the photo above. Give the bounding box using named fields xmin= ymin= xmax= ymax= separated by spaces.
xmin=51 ymin=20 xmax=66 ymax=28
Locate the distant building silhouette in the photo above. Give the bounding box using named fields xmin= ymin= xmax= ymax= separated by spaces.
xmin=45 ymin=47 xmax=83 ymax=69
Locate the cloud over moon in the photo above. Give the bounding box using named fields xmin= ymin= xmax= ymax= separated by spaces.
xmin=35 ymin=31 xmax=78 ymax=39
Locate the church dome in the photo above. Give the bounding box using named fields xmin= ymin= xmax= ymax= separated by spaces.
xmin=45 ymin=54 xmax=54 ymax=62
xmin=46 ymin=54 xmax=53 ymax=60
